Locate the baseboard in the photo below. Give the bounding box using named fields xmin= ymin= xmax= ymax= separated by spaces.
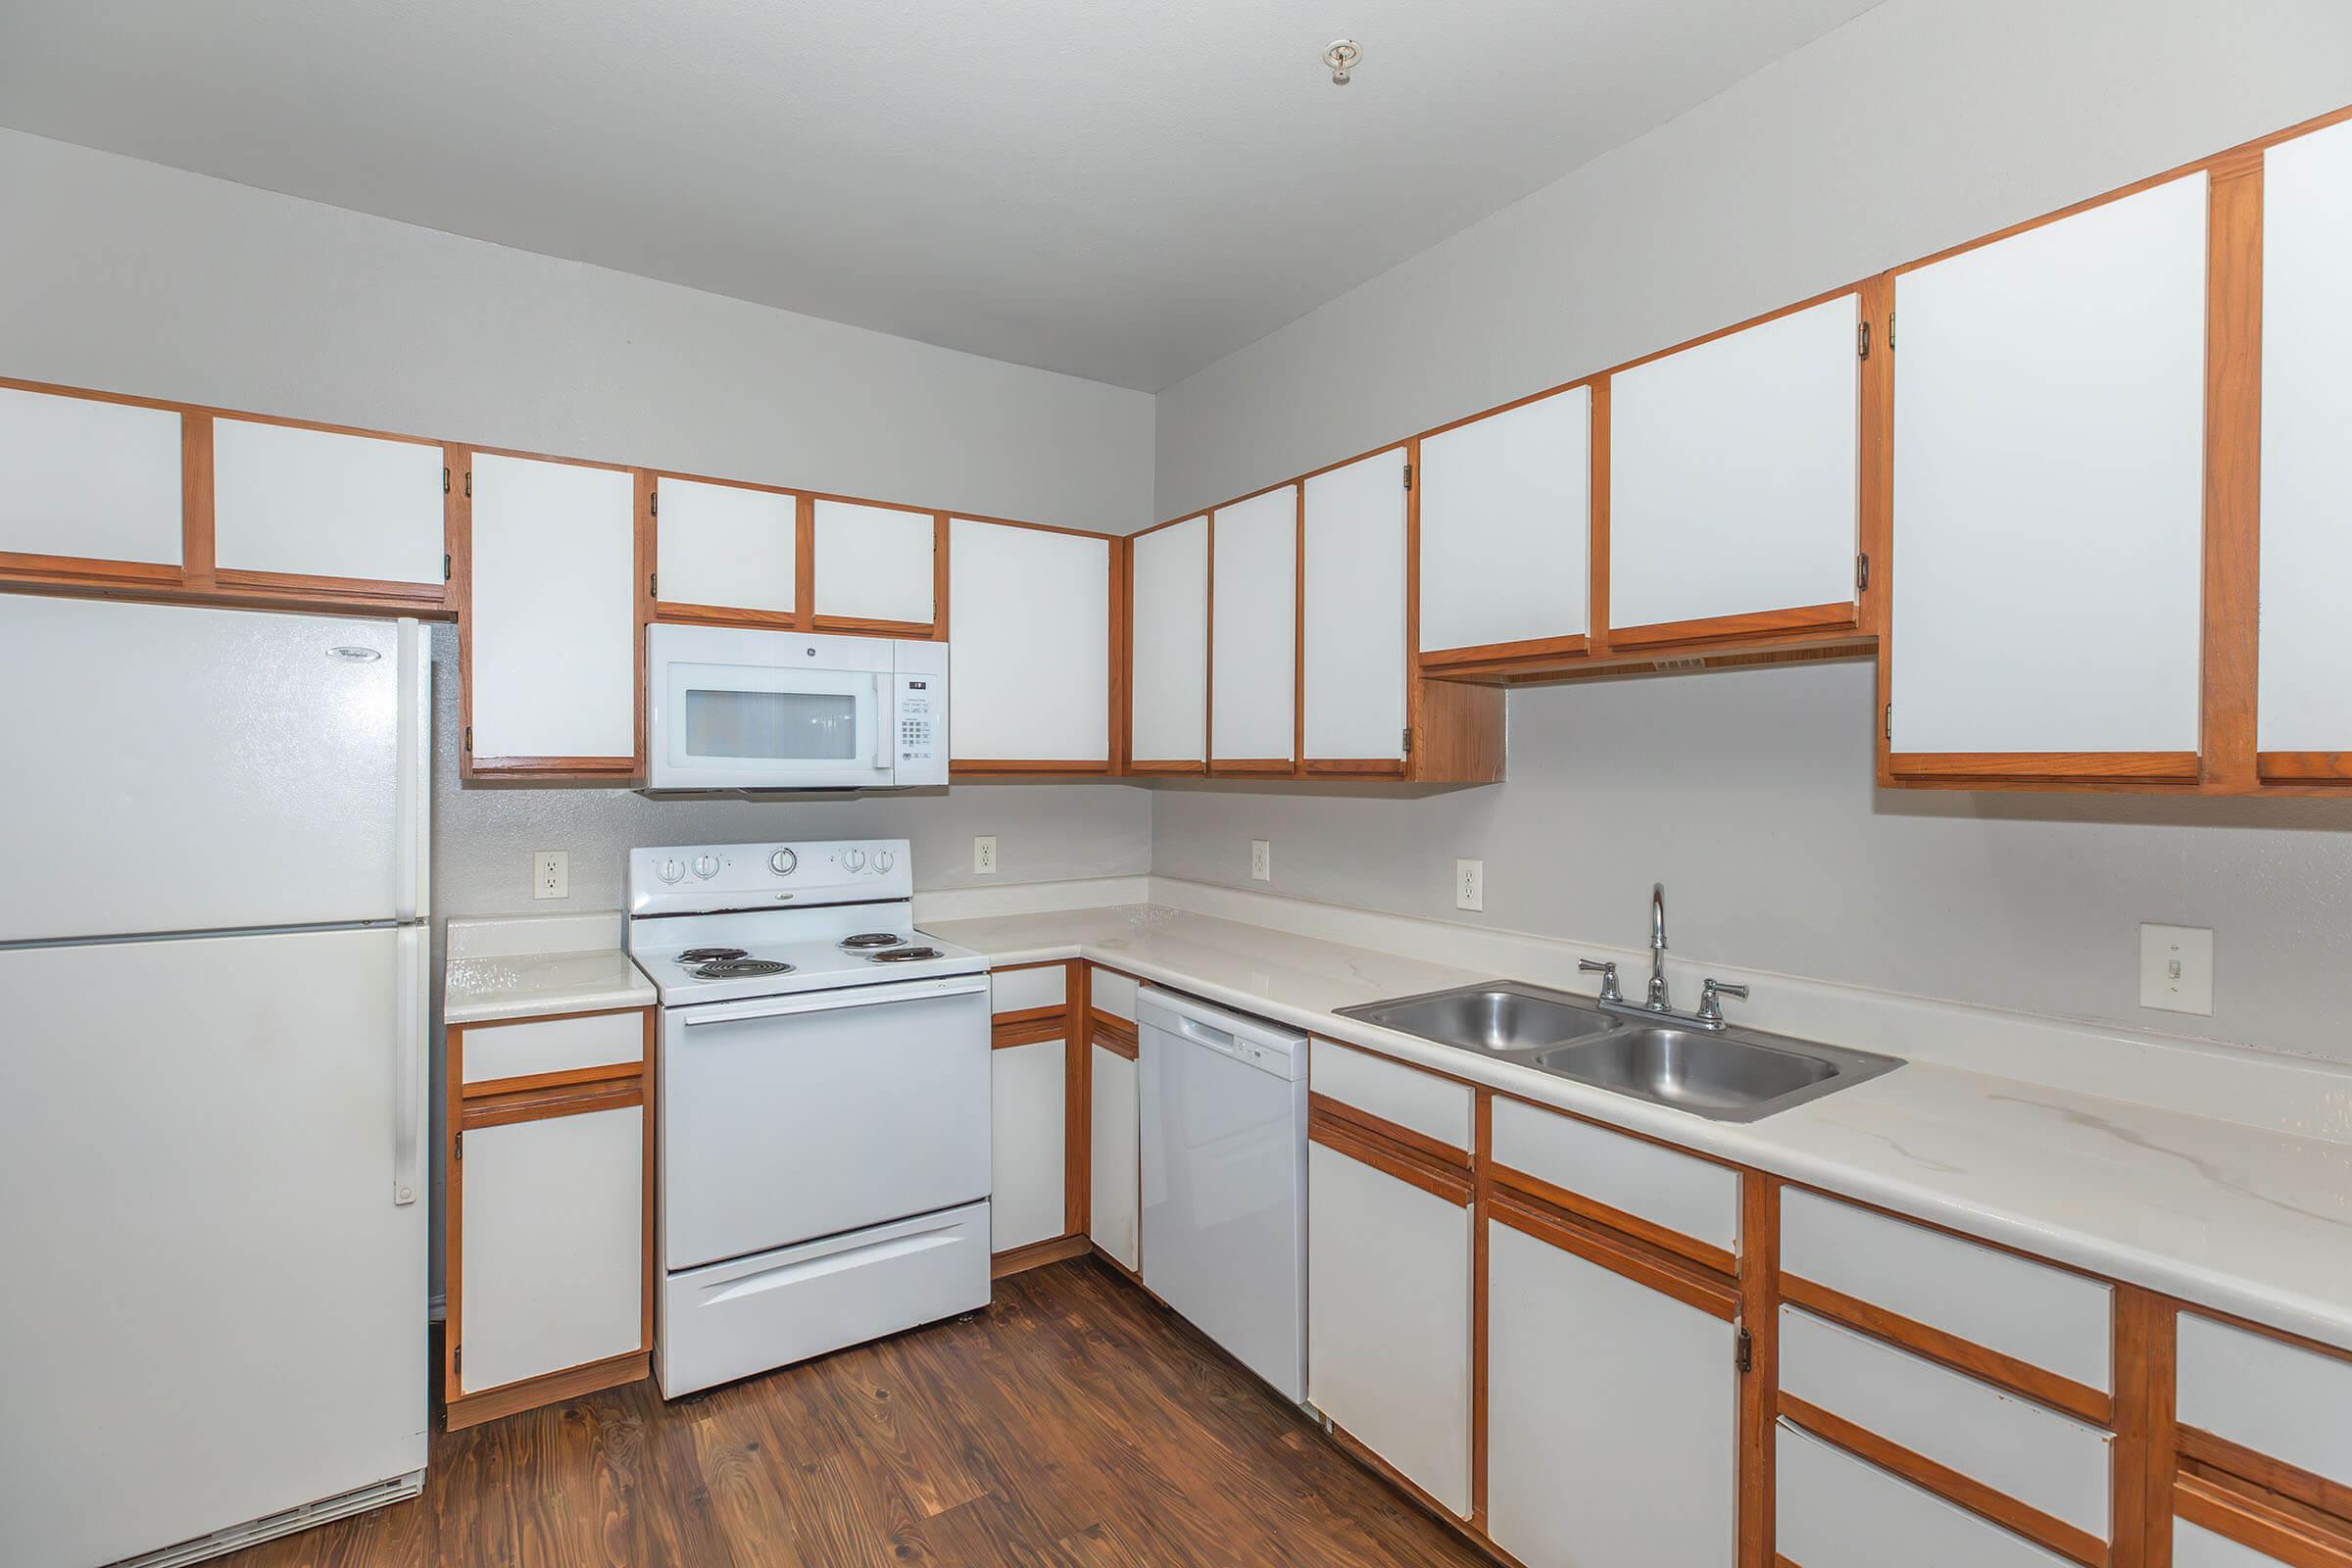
xmin=990 ymin=1233 xmax=1091 ymax=1279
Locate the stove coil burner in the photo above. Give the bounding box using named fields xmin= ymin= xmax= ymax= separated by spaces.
xmin=837 ymin=932 xmax=906 ymax=951
xmin=869 ymin=946 xmax=944 ymax=963
xmin=689 ymin=957 xmax=795 ymax=978
xmin=676 ymin=947 xmax=748 ymax=964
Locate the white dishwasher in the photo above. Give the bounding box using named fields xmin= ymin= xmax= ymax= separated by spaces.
xmin=1138 ymin=986 xmax=1309 ymax=1401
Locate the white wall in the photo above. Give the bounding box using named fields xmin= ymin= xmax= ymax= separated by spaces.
xmin=1149 ymin=0 xmax=2352 ymax=1064
xmin=0 ymin=127 xmax=1153 ymax=531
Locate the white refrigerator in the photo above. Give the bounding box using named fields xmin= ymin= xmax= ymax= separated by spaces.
xmin=0 ymin=596 xmax=432 ymax=1567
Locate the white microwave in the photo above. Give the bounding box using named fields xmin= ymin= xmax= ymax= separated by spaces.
xmin=646 ymin=624 xmax=948 ymax=791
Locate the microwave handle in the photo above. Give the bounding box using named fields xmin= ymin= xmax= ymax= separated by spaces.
xmin=875 ymin=674 xmax=893 ymax=768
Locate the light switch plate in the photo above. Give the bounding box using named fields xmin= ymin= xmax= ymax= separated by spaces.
xmin=974 ymin=836 xmax=998 ymax=875
xmin=1250 ymin=839 xmax=1271 ymax=881
xmin=532 ymin=850 xmax=568 ymax=900
xmin=2138 ymin=923 xmax=2213 ymax=1015
xmin=1455 ymin=858 xmax=1484 ymax=911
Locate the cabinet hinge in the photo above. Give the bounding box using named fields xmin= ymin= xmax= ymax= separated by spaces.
xmin=650 ymin=489 xmax=658 ymax=517
xmin=465 ymin=725 xmax=473 ymax=756
xmin=1856 ymin=553 xmax=1870 ymax=592
xmin=1857 ymin=320 xmax=1872 ymax=360
xmin=1887 ymin=309 xmax=1895 ymax=351
xmin=454 ymin=1130 xmax=462 ymax=1159
xmin=443 ymin=553 xmax=452 ymax=583
xmin=649 ymin=572 xmax=658 ymax=599
xmin=464 ymin=470 xmax=472 ymax=499
xmin=442 ymin=466 xmax=451 ymax=496
xmin=1736 ymin=1327 xmax=1753 ymax=1374
xmin=1401 ymin=462 xmax=1412 ymax=491
xmin=1884 ymin=704 xmax=1892 ymax=742
xmin=1400 ymin=725 xmax=1413 ymax=757
xmin=453 ymin=1346 xmax=461 ymax=1374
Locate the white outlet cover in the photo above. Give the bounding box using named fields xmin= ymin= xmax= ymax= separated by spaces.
xmin=1455 ymin=858 xmax=1484 ymax=912
xmin=532 ymin=850 xmax=568 ymax=901
xmin=2138 ymin=923 xmax=2213 ymax=1016
xmin=1250 ymin=839 xmax=1271 ymax=881
xmin=974 ymin=835 xmax=998 ymax=874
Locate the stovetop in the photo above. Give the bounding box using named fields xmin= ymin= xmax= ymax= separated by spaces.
xmin=639 ymin=928 xmax=987 ymax=1006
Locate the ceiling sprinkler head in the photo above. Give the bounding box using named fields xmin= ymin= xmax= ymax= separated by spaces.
xmin=1324 ymin=39 xmax=1360 ymax=86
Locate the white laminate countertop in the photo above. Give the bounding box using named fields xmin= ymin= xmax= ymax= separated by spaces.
xmin=929 ymin=903 xmax=2352 ymax=1353
xmin=442 ymin=911 xmax=656 ymax=1025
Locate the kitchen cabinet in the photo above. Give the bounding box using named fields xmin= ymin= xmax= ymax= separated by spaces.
xmin=211 ymin=416 xmax=447 ymax=592
xmin=1608 ymin=292 xmax=1863 ymax=647
xmin=1486 ymin=1203 xmax=1740 ymax=1566
xmin=813 ymin=498 xmax=938 ymax=631
xmin=1302 ymin=447 xmax=1409 ymax=771
xmin=1886 ymin=172 xmax=2209 ymax=784
xmin=461 ymin=450 xmax=640 ymax=778
xmin=446 ymin=1007 xmax=652 ymax=1429
xmin=1208 ymin=485 xmax=1298 ymax=772
xmin=1089 ymin=1037 xmax=1140 ymax=1271
xmin=1306 ymin=1118 xmax=1473 ymax=1518
xmin=2255 ymin=116 xmax=2352 ymax=783
xmin=2171 ymin=1519 xmax=2300 ymax=1568
xmin=2177 ymin=1311 xmax=2352 ymax=1490
xmin=1128 ymin=513 xmax=1208 ymax=770
xmin=0 ymin=381 xmax=183 ymax=579
xmin=990 ymin=1036 xmax=1068 ymax=1253
xmin=1776 ymin=1418 xmax=2073 ymax=1568
xmin=1415 ymin=385 xmax=1592 ymax=665
xmin=950 ymin=517 xmax=1112 ymax=770
xmin=653 ymin=474 xmax=798 ymax=621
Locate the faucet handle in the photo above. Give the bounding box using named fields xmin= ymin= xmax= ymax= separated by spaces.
xmin=1696 ymin=978 xmax=1750 ymax=1025
xmin=1579 ymin=958 xmax=1623 ymax=1003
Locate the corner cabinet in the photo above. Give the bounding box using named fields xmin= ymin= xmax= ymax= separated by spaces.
xmin=949 ymin=518 xmax=1114 ymax=773
xmin=1884 ymin=172 xmax=2211 ymax=787
xmin=459 ymin=450 xmax=641 ymax=780
xmin=445 ymin=1007 xmax=654 ymax=1429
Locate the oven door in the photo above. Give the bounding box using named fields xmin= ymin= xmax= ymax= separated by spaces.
xmin=650 ymin=656 xmax=892 ymax=789
xmin=658 ymin=975 xmax=992 ymax=1271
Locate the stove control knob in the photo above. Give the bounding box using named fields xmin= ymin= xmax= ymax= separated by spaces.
xmin=768 ymin=848 xmax=799 ymax=877
xmin=657 ymin=858 xmax=684 ymax=884
xmin=692 ymin=855 xmax=720 ymax=879
xmin=875 ymin=849 xmax=896 ymax=872
xmin=844 ymin=848 xmax=866 ymax=871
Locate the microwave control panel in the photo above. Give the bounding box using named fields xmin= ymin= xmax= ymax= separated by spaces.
xmin=894 ymin=666 xmax=948 ymax=785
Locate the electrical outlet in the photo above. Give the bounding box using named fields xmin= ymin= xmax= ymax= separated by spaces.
xmin=974 ymin=836 xmax=998 ymax=875
xmin=532 ymin=850 xmax=568 ymax=901
xmin=2139 ymin=923 xmax=2213 ymax=1015
xmin=1455 ymin=858 xmax=1484 ymax=911
xmin=1250 ymin=839 xmax=1271 ymax=881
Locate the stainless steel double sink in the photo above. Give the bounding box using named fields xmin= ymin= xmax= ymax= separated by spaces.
xmin=1332 ymin=980 xmax=1902 ymax=1122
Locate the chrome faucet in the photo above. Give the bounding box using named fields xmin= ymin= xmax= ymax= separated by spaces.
xmin=1580 ymin=882 xmax=1754 ymax=1032
xmin=1646 ymin=882 xmax=1671 ymax=1012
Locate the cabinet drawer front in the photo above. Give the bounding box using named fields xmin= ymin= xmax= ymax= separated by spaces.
xmin=1309 ymin=1039 xmax=1471 ymax=1155
xmin=1088 ymin=967 xmax=1138 ymax=1023
xmin=992 ymin=963 xmax=1068 ymax=1016
xmin=213 ymin=418 xmax=445 ymax=584
xmin=990 ymin=1039 xmax=1066 ymax=1253
xmin=461 ymin=1010 xmax=644 ymax=1087
xmin=1490 ymin=1097 xmax=1738 ymax=1257
xmin=2178 ymin=1312 xmax=2352 ymax=1489
xmin=1780 ymin=1305 xmax=2113 ymax=1540
xmin=1776 ymin=1419 xmax=2074 ymax=1568
xmin=0 ymin=385 xmax=182 ymax=565
xmin=1781 ymin=1189 xmax=2112 ymax=1393
xmin=459 ymin=1103 xmax=644 ymax=1394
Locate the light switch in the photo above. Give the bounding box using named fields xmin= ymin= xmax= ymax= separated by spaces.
xmin=2138 ymin=923 xmax=2212 ymax=1016
xmin=533 ymin=850 xmax=568 ymax=900
xmin=1250 ymin=839 xmax=1271 ymax=881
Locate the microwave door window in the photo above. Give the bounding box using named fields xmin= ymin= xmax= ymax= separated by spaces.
xmin=682 ymin=688 xmax=860 ymax=762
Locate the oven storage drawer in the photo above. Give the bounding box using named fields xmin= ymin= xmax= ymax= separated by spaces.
xmin=658 ymin=1200 xmax=991 ymax=1396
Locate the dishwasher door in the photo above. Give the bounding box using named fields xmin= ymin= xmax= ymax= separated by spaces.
xmin=1138 ymin=986 xmax=1308 ymax=1401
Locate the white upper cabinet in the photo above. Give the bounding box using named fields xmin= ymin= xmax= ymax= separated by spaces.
xmin=1890 ymin=173 xmax=2209 ymax=761
xmin=1209 ymin=485 xmax=1298 ymax=765
xmin=211 ymin=419 xmax=445 ymax=586
xmin=813 ymin=499 xmax=935 ymax=627
xmin=1129 ymin=514 xmax=1208 ymax=764
xmin=2258 ymin=118 xmax=2352 ymax=761
xmin=949 ymin=518 xmax=1108 ymax=763
xmin=1611 ymin=294 xmax=1860 ymax=635
xmin=466 ymin=452 xmax=638 ymax=765
xmin=656 ymin=477 xmax=796 ymax=616
xmin=1417 ymin=388 xmax=1591 ymax=656
xmin=0 ymin=385 xmax=182 ymax=567
xmin=1302 ymin=449 xmax=1408 ymax=763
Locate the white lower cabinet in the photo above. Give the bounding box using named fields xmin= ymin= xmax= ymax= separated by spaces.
xmin=1089 ymin=1043 xmax=1140 ymax=1271
xmin=2172 ymin=1518 xmax=2295 ymax=1568
xmin=990 ymin=1039 xmax=1066 ymax=1252
xmin=456 ymin=1102 xmax=644 ymax=1396
xmin=1306 ymin=1138 xmax=1473 ymax=1518
xmin=1776 ymin=1419 xmax=2072 ymax=1568
xmin=1487 ymin=1218 xmax=1739 ymax=1566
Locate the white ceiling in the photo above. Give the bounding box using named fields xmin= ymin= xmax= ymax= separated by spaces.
xmin=0 ymin=1 xmax=1881 ymax=390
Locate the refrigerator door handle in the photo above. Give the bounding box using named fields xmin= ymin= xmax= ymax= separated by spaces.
xmin=392 ymin=923 xmax=426 ymax=1206
xmin=393 ymin=618 xmax=430 ymax=921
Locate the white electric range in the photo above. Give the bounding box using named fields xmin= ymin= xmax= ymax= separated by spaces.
xmin=627 ymin=839 xmax=993 ymax=1397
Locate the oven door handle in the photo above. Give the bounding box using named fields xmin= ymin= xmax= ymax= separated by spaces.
xmin=680 ymin=973 xmax=990 ymax=1028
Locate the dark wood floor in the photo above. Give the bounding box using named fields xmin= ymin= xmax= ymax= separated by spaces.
xmin=220 ymin=1256 xmax=1489 ymax=1567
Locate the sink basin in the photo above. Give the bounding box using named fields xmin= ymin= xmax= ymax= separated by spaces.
xmin=1533 ymin=1025 xmax=1901 ymax=1122
xmin=1334 ymin=981 xmax=1617 ymax=1054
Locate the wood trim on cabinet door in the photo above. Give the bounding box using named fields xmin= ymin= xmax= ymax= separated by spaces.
xmin=1858 ymin=271 xmax=1895 ymax=639
xmin=1065 ymin=957 xmax=1090 ymax=1239
xmin=932 ymin=512 xmax=952 ymax=640
xmin=2174 ymin=1471 xmax=2352 ymax=1568
xmin=2203 ymin=149 xmax=2264 ymax=795
xmin=1486 ymin=1157 xmax=1737 ymax=1279
xmin=2179 ymin=1429 xmax=2352 ymax=1532
xmin=1109 ymin=532 xmax=1130 ymax=776
xmin=1307 ymin=1105 xmax=1474 ymax=1207
xmin=1605 ymin=601 xmax=1862 ymax=654
xmin=1306 ymin=1091 xmax=1472 ymax=1173
xmin=1292 ymin=480 xmax=1307 ymax=778
xmin=1884 ymin=752 xmax=2203 ymax=786
xmin=1470 ymin=1092 xmax=1493 ymax=1535
xmin=1487 ymin=1187 xmax=1740 ymax=1324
